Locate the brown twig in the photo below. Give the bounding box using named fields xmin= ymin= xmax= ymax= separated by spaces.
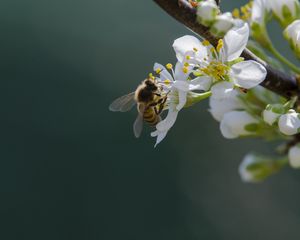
xmin=153 ymin=0 xmax=299 ymax=99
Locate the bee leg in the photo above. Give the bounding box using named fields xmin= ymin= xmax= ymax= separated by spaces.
xmin=154 ymin=105 xmax=160 ymax=115
xmin=157 ymin=95 xmax=168 ymax=115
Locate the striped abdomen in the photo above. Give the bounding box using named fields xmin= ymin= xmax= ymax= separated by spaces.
xmin=143 ymin=107 xmax=161 ymax=126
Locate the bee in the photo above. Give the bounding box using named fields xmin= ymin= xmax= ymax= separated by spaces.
xmin=109 ymin=78 xmax=168 ymax=138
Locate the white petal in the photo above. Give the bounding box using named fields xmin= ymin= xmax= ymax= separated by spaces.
xmin=156 ymin=109 xmax=178 ymax=132
xmin=177 ymin=90 xmax=187 ymax=111
xmin=220 ymin=111 xmax=258 ymax=139
xmin=288 ymin=144 xmax=300 ymax=168
xmin=211 ymin=81 xmax=235 ymax=100
xmin=173 ymin=80 xmax=190 ymax=92
xmin=278 ymin=110 xmax=300 ymax=135
xmin=209 ymin=91 xmax=243 ymax=121
xmin=151 ymin=129 xmax=168 ymax=147
xmin=189 ymin=76 xmax=213 ymax=91
xmin=230 ymin=60 xmax=267 ymax=89
xmin=262 ymin=109 xmax=280 ymax=125
xmin=153 ymin=63 xmax=173 ymax=82
xmin=251 ymin=0 xmax=270 ymax=25
xmin=223 ymin=22 xmax=249 ymax=61
xmin=172 ymin=35 xmax=207 ymax=62
xmin=174 ymin=62 xmax=190 ymax=81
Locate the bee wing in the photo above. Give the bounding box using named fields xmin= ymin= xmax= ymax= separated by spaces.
xmin=109 ymin=92 xmax=136 ymax=112
xmin=133 ymin=104 xmax=145 ymax=138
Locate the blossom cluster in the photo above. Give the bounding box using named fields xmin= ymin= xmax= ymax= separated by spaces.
xmin=112 ymin=0 xmax=300 ymax=182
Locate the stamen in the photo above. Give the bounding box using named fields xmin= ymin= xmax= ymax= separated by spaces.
xmin=202 ymin=40 xmax=210 ymax=46
xmin=148 ymin=73 xmax=155 ymax=80
xmin=193 ymin=47 xmax=198 ymax=52
xmin=186 ymin=55 xmax=191 ymax=60
xmin=183 ymin=67 xmax=189 ymax=74
xmin=166 ymin=63 xmax=173 ymax=70
xmin=217 ymin=39 xmax=223 ymax=52
xmin=184 ymin=62 xmax=189 ymax=67
xmin=155 ymin=68 xmax=162 ymax=74
xmin=164 ymin=79 xmax=171 ymax=85
xmin=232 ymin=8 xmax=240 ymax=18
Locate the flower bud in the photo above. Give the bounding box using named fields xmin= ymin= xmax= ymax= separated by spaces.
xmin=250 ymin=0 xmax=272 ymax=48
xmin=196 ymin=0 xmax=219 ymax=26
xmin=262 ymin=104 xmax=285 ymax=125
xmin=239 ymin=153 xmax=287 ymax=183
xmin=220 ymin=111 xmax=259 ymax=139
xmin=269 ymin=0 xmax=300 ymax=28
xmin=211 ymin=12 xmax=234 ymax=37
xmin=278 ymin=109 xmax=300 ymax=135
xmin=284 ymin=20 xmax=300 ymax=58
xmin=288 ymin=144 xmax=300 ymax=168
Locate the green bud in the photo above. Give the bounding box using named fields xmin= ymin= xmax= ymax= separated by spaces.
xmin=239 ymin=153 xmax=288 ymax=183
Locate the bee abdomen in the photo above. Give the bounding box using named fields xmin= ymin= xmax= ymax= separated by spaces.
xmin=143 ymin=108 xmax=160 ymax=126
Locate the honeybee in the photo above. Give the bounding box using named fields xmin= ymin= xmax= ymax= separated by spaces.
xmin=109 ymin=78 xmax=168 ymax=138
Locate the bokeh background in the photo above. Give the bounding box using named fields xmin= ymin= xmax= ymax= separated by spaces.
xmin=2 ymin=0 xmax=300 ymax=239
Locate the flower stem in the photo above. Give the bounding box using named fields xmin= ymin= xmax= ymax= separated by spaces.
xmin=268 ymin=45 xmax=300 ymax=74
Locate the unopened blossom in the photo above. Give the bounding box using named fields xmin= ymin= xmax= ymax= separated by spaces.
xmin=288 ymin=144 xmax=300 ymax=168
xmin=251 ymin=0 xmax=270 ymax=25
xmin=196 ymin=0 xmax=219 ymax=26
xmin=284 ymin=20 xmax=300 ymax=58
xmin=250 ymin=0 xmax=272 ymax=48
xmin=268 ymin=0 xmax=300 ymax=28
xmin=239 ymin=153 xmax=285 ymax=182
xmin=262 ymin=104 xmax=285 ymax=125
xmin=211 ymin=12 xmax=234 ymax=37
xmin=220 ymin=111 xmax=259 ymax=139
xmin=278 ymin=109 xmax=300 ymax=135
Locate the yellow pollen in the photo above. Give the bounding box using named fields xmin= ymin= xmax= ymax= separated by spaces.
xmin=183 ymin=67 xmax=189 ymax=73
xmin=232 ymin=1 xmax=253 ymax=21
xmin=155 ymin=68 xmax=162 ymax=74
xmin=184 ymin=62 xmax=189 ymax=67
xmin=202 ymin=40 xmax=210 ymax=46
xmin=164 ymin=79 xmax=171 ymax=85
xmin=148 ymin=73 xmax=155 ymax=80
xmin=166 ymin=63 xmax=173 ymax=70
xmin=186 ymin=55 xmax=191 ymax=60
xmin=193 ymin=47 xmax=198 ymax=52
xmin=217 ymin=39 xmax=223 ymax=52
xmin=232 ymin=8 xmax=240 ymax=18
xmin=200 ymin=61 xmax=229 ymax=81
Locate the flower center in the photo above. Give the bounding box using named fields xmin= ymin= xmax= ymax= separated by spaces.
xmin=201 ymin=61 xmax=229 ymax=81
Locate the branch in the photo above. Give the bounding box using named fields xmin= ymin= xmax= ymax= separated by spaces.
xmin=153 ymin=0 xmax=298 ymax=99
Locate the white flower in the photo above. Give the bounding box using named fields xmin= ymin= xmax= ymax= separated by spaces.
xmin=262 ymin=104 xmax=285 ymax=125
xmin=196 ymin=0 xmax=219 ymax=26
xmin=220 ymin=111 xmax=259 ymax=139
xmin=268 ymin=0 xmax=300 ymax=27
xmin=172 ymin=23 xmax=267 ymax=99
xmin=209 ymin=88 xmax=244 ymax=121
xmin=278 ymin=109 xmax=300 ymax=135
xmin=288 ymin=144 xmax=300 ymax=168
xmin=211 ymin=12 xmax=234 ymax=37
xmin=284 ymin=20 xmax=300 ymax=58
xmin=151 ymin=62 xmax=209 ymax=147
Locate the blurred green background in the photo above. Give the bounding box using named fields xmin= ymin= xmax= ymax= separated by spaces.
xmin=1 ymin=0 xmax=300 ymax=239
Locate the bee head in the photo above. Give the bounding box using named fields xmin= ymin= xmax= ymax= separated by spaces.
xmin=144 ymin=79 xmax=158 ymax=92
